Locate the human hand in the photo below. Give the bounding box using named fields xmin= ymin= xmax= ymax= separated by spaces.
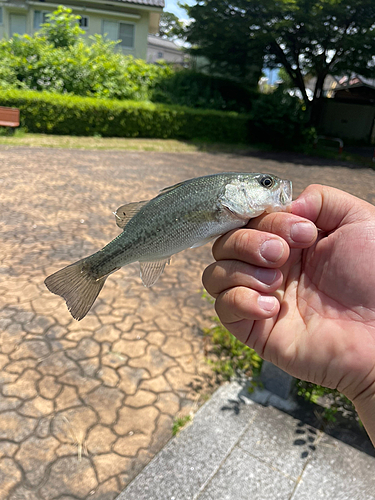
xmin=203 ymin=184 xmax=375 ymax=443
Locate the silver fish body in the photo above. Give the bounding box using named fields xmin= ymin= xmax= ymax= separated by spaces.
xmin=45 ymin=172 xmax=292 ymax=320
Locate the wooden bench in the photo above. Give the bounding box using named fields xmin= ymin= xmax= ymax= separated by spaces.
xmin=0 ymin=106 xmax=20 ymax=131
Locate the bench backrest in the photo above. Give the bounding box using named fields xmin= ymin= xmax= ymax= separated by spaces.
xmin=0 ymin=107 xmax=20 ymax=127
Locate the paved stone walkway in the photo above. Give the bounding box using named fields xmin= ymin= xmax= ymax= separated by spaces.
xmin=0 ymin=147 xmax=374 ymax=500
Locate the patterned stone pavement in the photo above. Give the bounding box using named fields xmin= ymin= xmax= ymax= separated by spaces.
xmin=0 ymin=146 xmax=374 ymax=500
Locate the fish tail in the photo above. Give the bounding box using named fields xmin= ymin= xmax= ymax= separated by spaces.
xmin=44 ymin=258 xmax=117 ymax=321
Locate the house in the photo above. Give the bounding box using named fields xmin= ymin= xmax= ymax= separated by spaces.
xmin=318 ymin=75 xmax=375 ymax=143
xmin=0 ymin=0 xmax=164 ymax=59
xmin=147 ymin=34 xmax=187 ymax=67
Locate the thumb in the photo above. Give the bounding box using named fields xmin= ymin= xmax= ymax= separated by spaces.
xmin=291 ymin=184 xmax=368 ymax=232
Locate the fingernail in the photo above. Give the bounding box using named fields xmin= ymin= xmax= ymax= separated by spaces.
xmin=258 ymin=295 xmax=277 ymax=312
xmin=291 ymin=222 xmax=316 ymax=244
xmin=260 ymin=239 xmax=284 ymax=262
xmin=254 ymin=268 xmax=278 ymax=285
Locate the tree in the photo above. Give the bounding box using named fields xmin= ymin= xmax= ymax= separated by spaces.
xmin=39 ymin=5 xmax=84 ymax=48
xmin=182 ymin=0 xmax=375 ymax=123
xmin=157 ymin=12 xmax=184 ymax=40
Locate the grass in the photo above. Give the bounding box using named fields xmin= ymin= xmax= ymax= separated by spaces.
xmin=0 ymin=130 xmax=258 ymax=154
xmin=303 ymin=144 xmax=375 ymax=169
xmin=0 ymin=130 xmax=372 ymax=168
xmin=172 ymin=415 xmax=192 ymax=436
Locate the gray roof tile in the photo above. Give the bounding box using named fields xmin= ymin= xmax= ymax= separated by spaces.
xmin=110 ymin=0 xmax=164 ymax=8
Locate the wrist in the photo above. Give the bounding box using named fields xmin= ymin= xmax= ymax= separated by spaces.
xmin=350 ymin=381 xmax=375 ymax=447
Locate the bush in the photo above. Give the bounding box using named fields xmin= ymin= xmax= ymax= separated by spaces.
xmin=152 ymin=70 xmax=257 ymax=112
xmin=248 ymin=88 xmax=315 ymax=148
xmin=0 ymin=88 xmax=249 ymax=142
xmin=0 ymin=7 xmax=172 ymax=101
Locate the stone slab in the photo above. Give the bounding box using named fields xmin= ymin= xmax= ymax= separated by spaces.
xmin=118 ymin=381 xmax=375 ymax=500
xmin=117 ymin=381 xmax=259 ymax=500
xmin=197 ymin=446 xmax=295 ymax=500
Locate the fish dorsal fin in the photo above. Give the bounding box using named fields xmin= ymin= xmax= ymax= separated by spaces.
xmin=139 ymin=258 xmax=170 ymax=287
xmin=158 ymin=181 xmax=185 ymax=195
xmin=114 ymin=201 xmax=148 ymax=229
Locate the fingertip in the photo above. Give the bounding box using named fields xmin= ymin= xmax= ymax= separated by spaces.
xmin=257 ymin=295 xmax=279 ymax=313
xmin=290 ymin=221 xmax=318 ymax=246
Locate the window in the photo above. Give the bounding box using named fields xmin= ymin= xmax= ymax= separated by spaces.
xmin=79 ymin=16 xmax=89 ymax=29
xmin=34 ymin=11 xmax=49 ymax=30
xmin=0 ymin=7 xmax=3 ymax=25
xmin=119 ymin=23 xmax=134 ymax=48
xmin=10 ymin=14 xmax=27 ymax=36
xmin=102 ymin=20 xmax=134 ymax=48
xmin=157 ymin=51 xmax=163 ymax=59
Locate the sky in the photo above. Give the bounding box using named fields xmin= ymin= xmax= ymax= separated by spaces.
xmin=164 ymin=0 xmax=195 ymax=21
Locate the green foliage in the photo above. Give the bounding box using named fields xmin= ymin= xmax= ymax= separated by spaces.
xmin=182 ymin=0 xmax=375 ymax=122
xmin=248 ymin=89 xmax=316 ymax=148
xmin=157 ymin=11 xmax=185 ymax=40
xmin=0 ymin=7 xmax=172 ymax=100
xmin=39 ymin=5 xmax=84 ymax=48
xmin=296 ymin=381 xmax=357 ymax=424
xmin=172 ymin=415 xmax=192 ymax=436
xmin=0 ymin=88 xmax=249 ymax=142
xmin=204 ymin=317 xmax=262 ymax=381
xmin=181 ymin=0 xmax=263 ymax=84
xmin=152 ymin=70 xmax=256 ymax=112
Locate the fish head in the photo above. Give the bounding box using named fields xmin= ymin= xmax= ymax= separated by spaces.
xmin=221 ymin=173 xmax=292 ymax=219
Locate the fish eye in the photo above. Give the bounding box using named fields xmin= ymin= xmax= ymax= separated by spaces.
xmin=260 ymin=175 xmax=274 ymax=188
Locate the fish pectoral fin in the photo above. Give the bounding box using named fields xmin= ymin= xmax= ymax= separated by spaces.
xmin=190 ymin=236 xmax=217 ymax=249
xmin=139 ymin=258 xmax=170 ymax=287
xmin=114 ymin=200 xmax=149 ymax=229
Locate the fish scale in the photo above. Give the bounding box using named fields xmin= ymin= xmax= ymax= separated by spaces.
xmin=45 ymin=172 xmax=292 ymax=320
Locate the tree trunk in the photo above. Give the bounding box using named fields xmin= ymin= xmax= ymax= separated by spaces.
xmin=310 ymin=72 xmax=327 ymax=127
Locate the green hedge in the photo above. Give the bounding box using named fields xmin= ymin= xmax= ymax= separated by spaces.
xmin=0 ymin=89 xmax=249 ymax=143
xmin=152 ymin=70 xmax=257 ymax=113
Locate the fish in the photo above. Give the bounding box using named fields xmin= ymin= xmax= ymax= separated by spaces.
xmin=44 ymin=172 xmax=292 ymax=320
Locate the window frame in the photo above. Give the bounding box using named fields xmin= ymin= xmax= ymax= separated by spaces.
xmin=34 ymin=10 xmax=50 ymax=31
xmin=102 ymin=19 xmax=135 ymax=49
xmin=9 ymin=12 xmax=27 ymax=36
xmin=79 ymin=15 xmax=89 ymax=30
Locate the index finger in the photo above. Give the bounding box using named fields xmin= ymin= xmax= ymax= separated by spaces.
xmin=212 ymin=228 xmax=290 ymax=268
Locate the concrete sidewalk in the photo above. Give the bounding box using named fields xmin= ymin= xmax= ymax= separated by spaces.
xmin=117 ymin=381 xmax=375 ymax=500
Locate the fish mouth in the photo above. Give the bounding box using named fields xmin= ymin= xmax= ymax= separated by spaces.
xmin=280 ymin=180 xmax=292 ymax=209
xmin=265 ymin=180 xmax=293 ymax=214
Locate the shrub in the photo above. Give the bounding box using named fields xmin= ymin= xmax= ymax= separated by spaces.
xmin=248 ymin=88 xmax=315 ymax=148
xmin=0 ymin=6 xmax=172 ymax=101
xmin=152 ymin=70 xmax=257 ymax=112
xmin=0 ymin=88 xmax=249 ymax=142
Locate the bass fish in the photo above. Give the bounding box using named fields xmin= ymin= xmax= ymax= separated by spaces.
xmin=45 ymin=172 xmax=292 ymax=320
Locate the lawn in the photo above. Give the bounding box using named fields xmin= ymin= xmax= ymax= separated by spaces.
xmin=0 ymin=131 xmax=256 ymax=154
xmin=0 ymin=131 xmax=373 ymax=169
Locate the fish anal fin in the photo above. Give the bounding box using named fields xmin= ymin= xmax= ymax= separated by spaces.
xmin=114 ymin=200 xmax=148 ymax=229
xmin=139 ymin=258 xmax=170 ymax=287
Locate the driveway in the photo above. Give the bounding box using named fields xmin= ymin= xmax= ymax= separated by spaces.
xmin=0 ymin=147 xmax=374 ymax=500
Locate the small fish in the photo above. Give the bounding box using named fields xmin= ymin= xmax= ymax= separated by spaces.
xmin=45 ymin=172 xmax=292 ymax=320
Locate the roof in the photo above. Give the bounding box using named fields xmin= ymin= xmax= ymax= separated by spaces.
xmin=147 ymin=35 xmax=182 ymax=51
xmin=110 ymin=0 xmax=164 ymax=8
xmin=336 ymin=75 xmax=375 ymax=90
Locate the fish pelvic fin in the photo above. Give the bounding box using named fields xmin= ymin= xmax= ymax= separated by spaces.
xmin=44 ymin=259 xmax=118 ymax=321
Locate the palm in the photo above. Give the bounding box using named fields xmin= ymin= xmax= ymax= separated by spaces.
xmin=263 ymin=220 xmax=375 ymax=394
